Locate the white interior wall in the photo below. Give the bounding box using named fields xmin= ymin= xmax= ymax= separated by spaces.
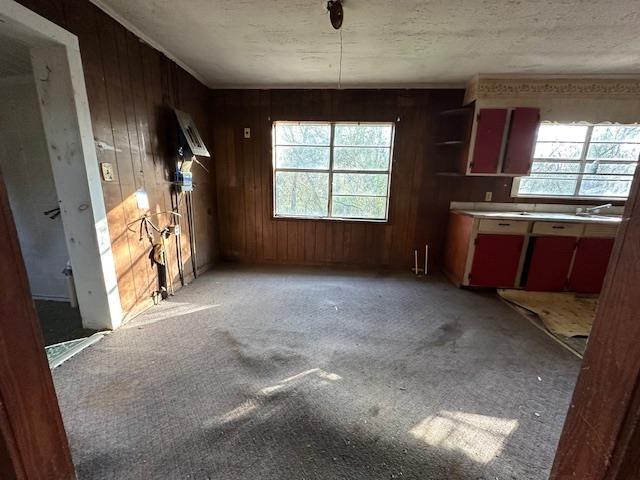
xmin=0 ymin=75 xmax=69 ymax=300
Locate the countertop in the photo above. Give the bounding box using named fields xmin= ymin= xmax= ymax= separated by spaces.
xmin=454 ymin=209 xmax=622 ymax=225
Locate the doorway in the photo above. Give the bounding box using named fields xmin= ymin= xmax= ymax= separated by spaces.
xmin=0 ymin=2 xmax=122 ymax=360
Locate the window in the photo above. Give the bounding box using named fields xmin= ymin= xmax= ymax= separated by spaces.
xmin=273 ymin=122 xmax=394 ymax=220
xmin=514 ymin=124 xmax=640 ymax=199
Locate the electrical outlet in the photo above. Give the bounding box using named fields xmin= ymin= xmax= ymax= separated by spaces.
xmin=244 ymin=127 xmax=251 ymax=139
xmin=484 ymin=191 xmax=493 ymax=202
xmin=100 ymin=162 xmax=114 ymax=181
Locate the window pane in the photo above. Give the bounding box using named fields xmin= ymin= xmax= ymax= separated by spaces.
xmin=332 ymin=173 xmax=388 ymax=196
xmin=333 ymin=147 xmax=391 ymax=170
xmin=587 ymin=143 xmax=640 ymax=161
xmin=591 ymin=125 xmax=640 ymax=142
xmin=275 ymin=172 xmax=329 ymax=217
xmin=530 ymin=161 xmax=581 ymax=174
xmin=537 ymin=124 xmax=588 ymax=142
xmin=334 ymin=124 xmax=392 ymax=146
xmin=579 ymin=175 xmax=633 ymax=197
xmin=534 ymin=142 xmax=583 ymax=159
xmin=584 ymin=162 xmax=637 ymax=175
xmin=518 ymin=174 xmax=578 ymax=196
xmin=275 ymin=146 xmax=330 ymax=169
xmin=331 ymin=196 xmax=387 ymax=219
xmin=275 ymin=124 xmax=330 ymax=146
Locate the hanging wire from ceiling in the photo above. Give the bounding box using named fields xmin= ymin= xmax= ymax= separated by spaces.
xmin=327 ymin=0 xmax=344 ymax=89
xmin=338 ymin=28 xmax=343 ymax=89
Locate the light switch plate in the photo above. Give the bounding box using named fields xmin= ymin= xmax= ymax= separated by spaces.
xmin=135 ymin=189 xmax=149 ymax=210
xmin=244 ymin=127 xmax=251 ymax=139
xmin=100 ymin=162 xmax=114 ymax=181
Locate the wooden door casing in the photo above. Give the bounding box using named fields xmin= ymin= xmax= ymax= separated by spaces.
xmin=0 ymin=169 xmax=75 ymax=478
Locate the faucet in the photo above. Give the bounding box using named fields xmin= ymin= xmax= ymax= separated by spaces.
xmin=576 ymin=203 xmax=613 ymax=216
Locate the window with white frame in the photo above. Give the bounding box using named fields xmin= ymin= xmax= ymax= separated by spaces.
xmin=273 ymin=122 xmax=394 ymax=220
xmin=515 ymin=123 xmax=640 ymax=199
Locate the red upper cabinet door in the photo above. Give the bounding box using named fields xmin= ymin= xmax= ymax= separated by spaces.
xmin=469 ymin=234 xmax=525 ymax=287
xmin=502 ymin=107 xmax=540 ymax=175
xmin=525 ymin=236 xmax=577 ymax=291
xmin=470 ymin=109 xmax=508 ymax=174
xmin=568 ymin=238 xmax=615 ymax=293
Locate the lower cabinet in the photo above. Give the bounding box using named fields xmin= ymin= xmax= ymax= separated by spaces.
xmin=443 ymin=211 xmax=618 ymax=292
xmin=524 ymin=236 xmax=577 ymax=291
xmin=469 ymin=234 xmax=524 ymax=287
xmin=568 ymin=238 xmax=615 ymax=293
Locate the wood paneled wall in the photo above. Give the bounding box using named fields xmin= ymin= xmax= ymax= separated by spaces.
xmin=16 ymin=0 xmax=218 ymax=318
xmin=210 ymin=89 xmax=518 ymax=268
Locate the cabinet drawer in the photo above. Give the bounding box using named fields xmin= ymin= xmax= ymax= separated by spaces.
xmin=532 ymin=222 xmax=583 ymax=236
xmin=583 ymin=223 xmax=618 ymax=238
xmin=478 ymin=219 xmax=529 ymax=234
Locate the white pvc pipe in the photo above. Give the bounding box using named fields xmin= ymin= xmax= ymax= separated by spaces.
xmin=425 ymin=244 xmax=429 ymax=276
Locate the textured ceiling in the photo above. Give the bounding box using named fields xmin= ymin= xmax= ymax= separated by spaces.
xmin=0 ymin=32 xmax=32 ymax=78
xmin=92 ymin=0 xmax=640 ymax=88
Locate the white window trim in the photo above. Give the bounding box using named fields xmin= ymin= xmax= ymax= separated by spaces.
xmin=512 ymin=123 xmax=638 ymax=201
xmin=272 ymin=121 xmax=395 ymax=222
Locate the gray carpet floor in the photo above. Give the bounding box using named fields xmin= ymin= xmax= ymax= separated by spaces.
xmin=53 ymin=266 xmax=580 ymax=480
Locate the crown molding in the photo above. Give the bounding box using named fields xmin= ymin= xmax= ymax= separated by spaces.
xmin=466 ymin=75 xmax=640 ymax=103
xmin=89 ymin=0 xmax=211 ymax=88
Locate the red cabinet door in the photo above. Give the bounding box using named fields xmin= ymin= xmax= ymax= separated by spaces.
xmin=502 ymin=107 xmax=540 ymax=175
xmin=568 ymin=238 xmax=615 ymax=293
xmin=525 ymin=237 xmax=577 ymax=291
xmin=469 ymin=234 xmax=524 ymax=287
xmin=470 ymin=109 xmax=508 ymax=174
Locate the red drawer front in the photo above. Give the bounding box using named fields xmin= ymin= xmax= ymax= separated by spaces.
xmin=503 ymin=107 xmax=540 ymax=175
xmin=470 ymin=109 xmax=508 ymax=174
xmin=568 ymin=238 xmax=615 ymax=293
xmin=469 ymin=234 xmax=524 ymax=287
xmin=526 ymin=237 xmax=577 ymax=291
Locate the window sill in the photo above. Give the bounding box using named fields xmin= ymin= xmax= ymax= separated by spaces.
xmin=510 ymin=177 xmax=628 ymax=203
xmin=512 ymin=194 xmax=627 ymax=203
xmin=273 ymin=215 xmax=388 ymax=224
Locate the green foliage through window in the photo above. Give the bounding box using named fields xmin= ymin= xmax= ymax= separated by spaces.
xmin=518 ymin=124 xmax=639 ymax=199
xmin=273 ymin=122 xmax=394 ymax=220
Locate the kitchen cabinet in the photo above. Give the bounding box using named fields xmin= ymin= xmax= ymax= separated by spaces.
xmin=524 ymin=236 xmax=578 ymax=291
xmin=568 ymin=237 xmax=615 ymax=293
xmin=469 ymin=109 xmax=508 ymax=174
xmin=443 ymin=210 xmax=619 ymax=292
xmin=443 ymin=212 xmax=528 ymax=287
xmin=437 ymin=105 xmax=540 ymax=176
xmin=469 ymin=234 xmax=525 ymax=287
xmin=502 ymin=108 xmax=540 ymax=175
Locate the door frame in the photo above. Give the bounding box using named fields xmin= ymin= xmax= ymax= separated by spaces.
xmin=0 ymin=166 xmax=75 ymax=478
xmin=1 ymin=0 xmax=122 ymax=330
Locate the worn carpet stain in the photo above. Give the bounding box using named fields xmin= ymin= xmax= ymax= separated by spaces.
xmin=53 ymin=266 xmax=580 ymax=480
